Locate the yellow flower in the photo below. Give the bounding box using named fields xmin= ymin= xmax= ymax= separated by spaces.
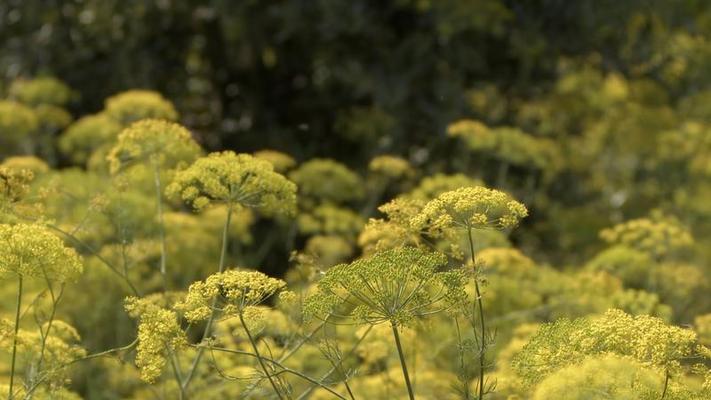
xmin=104 ymin=90 xmax=178 ymax=125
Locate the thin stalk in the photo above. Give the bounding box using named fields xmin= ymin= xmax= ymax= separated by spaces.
xmin=467 ymin=228 xmax=486 ymax=400
xmin=35 ymin=282 xmax=64 ymax=378
xmin=181 ymin=202 xmax=233 ymax=391
xmin=391 ymin=323 xmax=415 ymax=400
xmin=168 ymin=351 xmax=186 ymax=400
xmin=661 ymin=370 xmax=669 ymax=400
xmin=238 ymin=312 xmax=284 ymax=400
xmin=9 ymin=276 xmax=23 ymax=400
xmin=152 ymin=161 xmax=168 ymax=289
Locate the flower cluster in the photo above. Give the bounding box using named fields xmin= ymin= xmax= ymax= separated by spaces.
xmin=599 ymin=214 xmax=694 ymax=258
xmin=166 ymin=151 xmax=297 ymax=216
xmin=0 ymin=100 xmax=38 ymax=147
xmin=411 ymin=186 xmax=528 ymax=232
xmin=531 ymin=354 xmax=663 ymax=400
xmin=0 ymin=166 xmax=35 ymax=206
xmin=368 ymin=155 xmax=414 ymax=180
xmin=405 ymin=173 xmax=483 ymax=201
xmin=125 ymin=296 xmax=186 ymax=383
xmin=9 ymin=77 xmax=74 ymax=107
xmin=303 ymin=246 xmax=467 ymax=326
xmin=253 ymin=149 xmax=296 ymax=173
xmin=513 ymin=309 xmax=702 ymax=384
xmin=104 ymin=90 xmax=179 ymax=125
xmin=0 ymin=223 xmax=83 ymax=282
xmin=358 ymin=198 xmax=424 ymax=254
xmin=289 ymin=158 xmax=363 ymax=204
xmin=175 ymin=269 xmax=288 ymax=323
xmin=107 ymin=119 xmax=202 ymax=173
xmin=59 ymin=113 xmax=122 ymax=165
xmin=297 ymin=203 xmax=365 ymax=236
xmin=1 ymin=156 xmax=49 ymax=176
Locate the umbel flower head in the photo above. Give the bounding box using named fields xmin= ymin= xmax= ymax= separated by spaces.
xmin=289 ymin=158 xmax=364 ymax=205
xmin=104 ymin=90 xmax=179 ymax=125
xmin=9 ymin=76 xmax=74 ymax=107
xmin=59 ymin=113 xmax=122 ymax=165
xmin=107 ymin=119 xmax=202 ymax=173
xmin=253 ymin=149 xmax=296 ymax=173
xmin=175 ymin=269 xmax=288 ymax=323
xmin=599 ymin=213 xmax=693 ymax=258
xmin=0 ymin=223 xmax=83 ymax=282
xmin=513 ymin=309 xmax=702 ymax=385
xmin=166 ymin=151 xmax=297 ymax=216
xmin=0 ymin=101 xmax=38 ymax=147
xmin=303 ymin=246 xmax=467 ymax=326
xmin=368 ymin=155 xmax=414 ymax=180
xmin=411 ymin=186 xmax=528 ymax=232
xmin=0 ymin=166 xmax=35 ymax=206
xmin=125 ymin=296 xmax=186 ymax=383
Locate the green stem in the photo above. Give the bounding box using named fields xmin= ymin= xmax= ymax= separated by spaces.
xmin=153 ymin=162 xmax=168 ymax=290
xmin=391 ymin=323 xmax=415 ymax=400
xmin=181 ymin=202 xmax=233 ymax=392
xmin=9 ymin=276 xmax=23 ymax=400
xmin=239 ymin=312 xmax=284 ymax=400
xmin=661 ymin=370 xmax=669 ymax=400
xmin=467 ymin=228 xmax=486 ymax=400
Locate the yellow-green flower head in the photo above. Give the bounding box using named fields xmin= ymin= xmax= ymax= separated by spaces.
xmin=104 ymin=90 xmax=179 ymax=125
xmin=405 ymin=173 xmax=483 ymax=201
xmin=107 ymin=119 xmax=202 ymax=173
xmin=368 ymin=155 xmax=414 ymax=180
xmin=125 ymin=297 xmax=186 ymax=383
xmin=599 ymin=214 xmax=693 ymax=258
xmin=447 ymin=119 xmax=497 ymax=151
xmin=0 ymin=166 xmax=34 ymax=209
xmin=9 ymin=77 xmax=74 ymax=107
xmin=175 ymin=269 xmax=288 ymax=323
xmin=477 ymin=247 xmax=536 ymax=276
xmin=532 ymin=354 xmax=664 ymax=400
xmin=253 ymin=149 xmax=296 ymax=173
xmin=303 ymin=246 xmax=467 ymax=326
xmin=297 ymin=203 xmax=365 ymax=236
xmin=411 ymin=186 xmax=528 ymax=232
xmin=305 ymin=235 xmax=353 ymax=266
xmin=59 ymin=113 xmax=122 ymax=165
xmin=0 ymin=100 xmax=38 ymax=144
xmin=0 ymin=156 xmax=49 ymax=176
xmin=34 ymin=104 xmax=73 ymax=132
xmin=166 ymin=151 xmax=297 ymax=216
xmin=0 ymin=223 xmax=83 ymax=281
xmin=289 ymin=158 xmax=364 ymax=204
xmin=513 ymin=309 xmax=701 ymax=385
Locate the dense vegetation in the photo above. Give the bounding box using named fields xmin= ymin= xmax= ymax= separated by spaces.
xmin=1 ymin=1 xmax=711 ymax=399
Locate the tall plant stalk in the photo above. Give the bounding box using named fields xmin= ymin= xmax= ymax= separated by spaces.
xmin=391 ymin=323 xmax=415 ymax=400
xmin=181 ymin=202 xmax=233 ymax=392
xmin=238 ymin=312 xmax=285 ymax=400
xmin=152 ymin=161 xmax=167 ymax=288
xmin=467 ymin=227 xmax=486 ymax=400
xmin=9 ymin=275 xmax=23 ymax=400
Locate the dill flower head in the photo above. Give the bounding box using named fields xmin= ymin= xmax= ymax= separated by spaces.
xmin=405 ymin=173 xmax=483 ymax=201
xmin=107 ymin=119 xmax=202 ymax=173
xmin=289 ymin=158 xmax=364 ymax=204
xmin=253 ymin=149 xmax=296 ymax=173
xmin=0 ymin=223 xmax=83 ymax=282
xmin=599 ymin=214 xmax=693 ymax=258
xmin=303 ymin=246 xmax=467 ymax=326
xmin=125 ymin=296 xmax=186 ymax=383
xmin=165 ymin=151 xmax=297 ymax=216
xmin=9 ymin=77 xmax=74 ymax=107
xmin=1 ymin=156 xmax=49 ymax=176
xmin=297 ymin=203 xmax=365 ymax=236
xmin=175 ymin=269 xmax=288 ymax=323
xmin=0 ymin=100 xmax=38 ymax=145
xmin=305 ymin=235 xmax=353 ymax=266
xmin=59 ymin=113 xmax=122 ymax=165
xmin=411 ymin=186 xmax=528 ymax=232
xmin=34 ymin=104 xmax=73 ymax=132
xmin=368 ymin=155 xmax=414 ymax=180
xmin=513 ymin=308 xmax=701 ymax=384
xmin=0 ymin=167 xmax=34 ymax=207
xmin=104 ymin=90 xmax=179 ymax=125
xmin=532 ymin=354 xmax=664 ymax=400
xmin=447 ymin=119 xmax=497 ymax=151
